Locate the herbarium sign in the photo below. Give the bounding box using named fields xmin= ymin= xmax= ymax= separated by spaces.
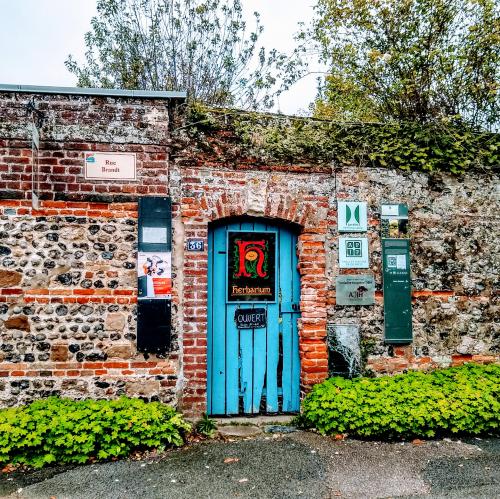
xmin=227 ymin=231 xmax=276 ymax=302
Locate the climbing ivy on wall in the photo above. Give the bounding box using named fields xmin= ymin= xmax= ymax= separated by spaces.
xmin=184 ymin=104 xmax=499 ymax=174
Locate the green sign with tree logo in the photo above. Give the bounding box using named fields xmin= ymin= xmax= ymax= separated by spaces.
xmin=338 ymin=201 xmax=367 ymax=232
xmin=336 ymin=275 xmax=375 ymax=306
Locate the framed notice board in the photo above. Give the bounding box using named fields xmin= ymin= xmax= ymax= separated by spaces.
xmin=137 ymin=197 xmax=172 ymax=354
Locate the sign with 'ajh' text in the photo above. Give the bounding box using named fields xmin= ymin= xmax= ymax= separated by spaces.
xmin=84 ymin=152 xmax=136 ymax=180
xmin=336 ymin=274 xmax=375 ymax=305
xmin=227 ymin=231 xmax=276 ymax=302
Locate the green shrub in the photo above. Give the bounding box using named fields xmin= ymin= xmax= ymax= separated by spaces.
xmin=195 ymin=413 xmax=217 ymax=437
xmin=300 ymin=363 xmax=500 ymax=439
xmin=0 ymin=397 xmax=191 ymax=468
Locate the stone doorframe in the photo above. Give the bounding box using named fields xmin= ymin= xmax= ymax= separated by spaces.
xmin=178 ymin=181 xmax=329 ymax=416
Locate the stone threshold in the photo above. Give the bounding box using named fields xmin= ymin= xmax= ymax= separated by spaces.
xmin=214 ymin=414 xmax=296 ymax=427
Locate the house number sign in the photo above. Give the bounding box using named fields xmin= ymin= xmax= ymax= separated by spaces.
xmin=187 ymin=239 xmax=204 ymax=251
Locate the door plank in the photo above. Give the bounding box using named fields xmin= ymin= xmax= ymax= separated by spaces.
xmin=207 ymin=229 xmax=213 ymax=414
xmin=250 ymin=220 xmax=269 ymax=413
xmin=237 ymin=221 xmax=255 ymax=413
xmin=225 ymin=222 xmax=244 ymax=415
xmin=265 ymin=226 xmax=279 ymax=413
xmin=252 ymin=319 xmax=267 ymax=412
xmin=279 ymin=229 xmax=293 ymax=411
xmin=210 ymin=225 xmax=228 ymax=414
xmin=239 ymin=328 xmax=253 ymax=413
xmin=290 ymin=237 xmax=301 ymax=411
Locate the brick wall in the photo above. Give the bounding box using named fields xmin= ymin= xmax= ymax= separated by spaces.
xmin=172 ymin=161 xmax=499 ymax=414
xmin=0 ymin=199 xmax=179 ymax=406
xmin=0 ymin=91 xmax=171 ymax=202
xmin=0 ymin=89 xmax=498 ymax=414
xmin=176 ymin=168 xmax=331 ymax=414
xmin=0 ymin=90 xmax=181 ymax=406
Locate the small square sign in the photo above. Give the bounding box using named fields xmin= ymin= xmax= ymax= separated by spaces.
xmin=339 ymin=237 xmax=369 ymax=268
xmin=338 ymin=201 xmax=367 ymax=232
xmin=187 ymin=239 xmax=204 ymax=251
xmin=380 ymin=203 xmax=409 ymax=238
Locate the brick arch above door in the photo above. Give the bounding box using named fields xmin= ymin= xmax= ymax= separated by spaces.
xmin=178 ymin=174 xmax=329 ymax=417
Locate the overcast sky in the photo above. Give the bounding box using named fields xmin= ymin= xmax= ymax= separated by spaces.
xmin=0 ymin=0 xmax=319 ymax=115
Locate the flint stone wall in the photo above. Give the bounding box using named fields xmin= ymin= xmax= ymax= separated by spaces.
xmin=174 ymin=162 xmax=499 ymax=395
xmin=0 ymin=89 xmax=498 ymax=413
xmin=0 ymin=206 xmax=179 ymax=407
xmin=328 ymin=167 xmax=499 ymax=370
xmin=0 ymin=89 xmax=181 ymax=407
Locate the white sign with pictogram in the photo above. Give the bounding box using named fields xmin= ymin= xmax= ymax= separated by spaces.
xmin=338 ymin=201 xmax=367 ymax=232
xmin=84 ymin=152 xmax=136 ymax=180
xmin=339 ymin=237 xmax=369 ymax=268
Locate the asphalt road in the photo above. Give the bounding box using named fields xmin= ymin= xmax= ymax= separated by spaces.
xmin=1 ymin=432 xmax=498 ymax=498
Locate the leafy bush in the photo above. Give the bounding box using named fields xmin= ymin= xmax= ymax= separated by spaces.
xmin=300 ymin=363 xmax=500 ymax=439
xmin=0 ymin=397 xmax=191 ymax=468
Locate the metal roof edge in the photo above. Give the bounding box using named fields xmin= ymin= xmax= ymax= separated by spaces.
xmin=0 ymin=84 xmax=187 ymax=100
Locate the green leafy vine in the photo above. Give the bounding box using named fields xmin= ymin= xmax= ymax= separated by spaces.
xmin=184 ymin=103 xmax=499 ymax=174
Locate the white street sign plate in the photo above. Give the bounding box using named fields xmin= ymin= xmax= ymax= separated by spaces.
xmin=84 ymin=152 xmax=136 ymax=180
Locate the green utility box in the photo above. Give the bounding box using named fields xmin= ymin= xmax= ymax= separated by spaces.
xmin=382 ymin=238 xmax=412 ymax=344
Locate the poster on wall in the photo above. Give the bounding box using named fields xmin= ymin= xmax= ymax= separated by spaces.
xmin=137 ymin=251 xmax=172 ymax=299
xmin=380 ymin=204 xmax=409 ymax=238
xmin=227 ymin=231 xmax=276 ymax=302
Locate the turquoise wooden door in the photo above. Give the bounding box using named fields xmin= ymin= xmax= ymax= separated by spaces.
xmin=207 ymin=218 xmax=301 ymax=415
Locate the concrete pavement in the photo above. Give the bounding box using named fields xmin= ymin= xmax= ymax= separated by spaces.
xmin=1 ymin=431 xmax=498 ymax=498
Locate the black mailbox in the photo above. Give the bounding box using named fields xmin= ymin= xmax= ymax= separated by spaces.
xmin=137 ymin=299 xmax=171 ymax=355
xmin=138 ymin=196 xmax=172 ymax=252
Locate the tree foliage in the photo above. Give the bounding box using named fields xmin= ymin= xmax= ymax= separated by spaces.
xmin=306 ymin=0 xmax=500 ymax=129
xmin=184 ymin=104 xmax=500 ymax=173
xmin=66 ymin=0 xmax=301 ymax=108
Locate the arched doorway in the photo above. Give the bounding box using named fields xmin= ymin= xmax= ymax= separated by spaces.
xmin=207 ymin=217 xmax=301 ymax=415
